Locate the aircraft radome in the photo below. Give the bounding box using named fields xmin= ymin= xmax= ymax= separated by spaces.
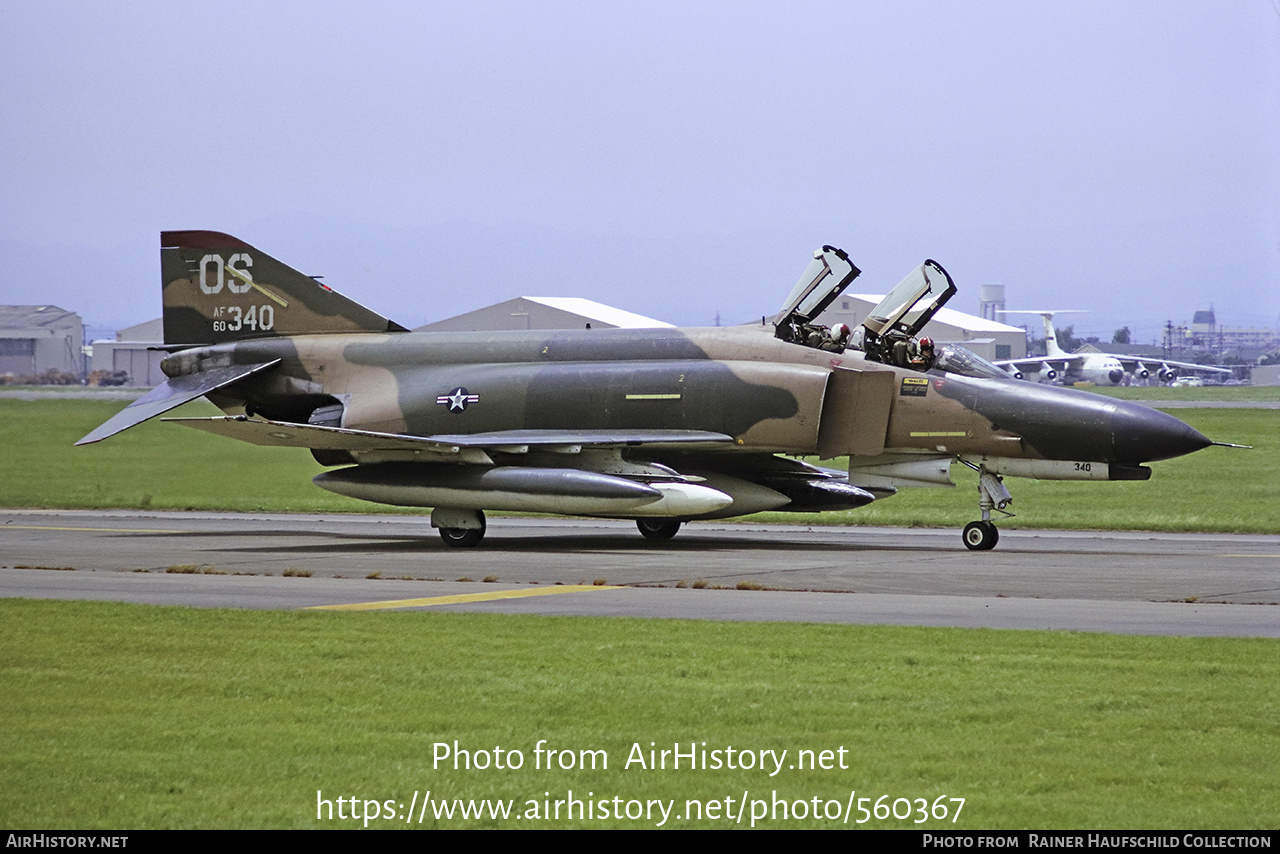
xmin=78 ymin=233 xmax=1235 ymax=551
xmin=996 ymin=310 xmax=1233 ymax=386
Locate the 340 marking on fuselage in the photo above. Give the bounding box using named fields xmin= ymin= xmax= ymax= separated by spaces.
xmin=211 ymin=303 xmax=275 ymax=333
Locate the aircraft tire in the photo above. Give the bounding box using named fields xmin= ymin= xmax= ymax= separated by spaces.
xmin=440 ymin=527 xmax=483 ymax=547
xmin=439 ymin=512 xmax=486 ymax=548
xmin=636 ymin=518 xmax=681 ymax=541
xmin=962 ymin=521 xmax=998 ymax=551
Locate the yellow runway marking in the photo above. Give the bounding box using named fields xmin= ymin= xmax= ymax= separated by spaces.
xmin=306 ymin=584 xmax=623 ymax=611
xmin=4 ymin=525 xmax=184 ymax=534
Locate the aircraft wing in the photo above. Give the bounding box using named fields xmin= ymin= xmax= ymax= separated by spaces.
xmin=1117 ymin=357 xmax=1231 ymax=376
xmin=75 ymin=360 xmax=281 ymax=445
xmin=993 ymin=355 xmax=1080 ymax=374
xmin=165 ymin=416 xmax=735 ymax=456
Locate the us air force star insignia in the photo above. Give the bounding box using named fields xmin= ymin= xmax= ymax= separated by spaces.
xmin=436 ymin=387 xmax=480 ymax=412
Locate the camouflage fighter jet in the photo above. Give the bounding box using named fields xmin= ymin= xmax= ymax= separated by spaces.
xmin=77 ymin=233 xmax=1225 ymax=550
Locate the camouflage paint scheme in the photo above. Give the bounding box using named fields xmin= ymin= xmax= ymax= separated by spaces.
xmin=77 ymin=232 xmax=1215 ymax=549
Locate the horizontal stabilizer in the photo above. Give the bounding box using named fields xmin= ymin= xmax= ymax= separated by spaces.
xmin=74 ymin=361 xmax=280 ymax=445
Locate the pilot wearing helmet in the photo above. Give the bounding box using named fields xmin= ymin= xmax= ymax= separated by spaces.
xmin=914 ymin=336 xmax=936 ymax=370
xmin=824 ymin=323 xmax=852 ymax=353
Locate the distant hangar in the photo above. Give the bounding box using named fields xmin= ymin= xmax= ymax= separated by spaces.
xmin=416 ymin=296 xmax=674 ymax=333
xmin=0 ymin=305 xmax=84 ymax=379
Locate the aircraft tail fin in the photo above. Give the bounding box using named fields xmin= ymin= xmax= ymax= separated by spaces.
xmin=1001 ymin=310 xmax=1086 ymax=358
xmin=1040 ymin=312 xmax=1066 ymax=357
xmin=160 ymin=231 xmax=408 ymax=346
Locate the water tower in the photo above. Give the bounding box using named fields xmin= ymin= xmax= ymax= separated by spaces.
xmin=979 ymin=284 xmax=1006 ymax=322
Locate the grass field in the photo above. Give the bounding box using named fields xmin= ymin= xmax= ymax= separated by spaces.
xmin=1083 ymin=385 xmax=1279 ymax=402
xmin=2 ymin=397 xmax=1276 ymax=533
xmin=2 ymin=599 xmax=1277 ymax=829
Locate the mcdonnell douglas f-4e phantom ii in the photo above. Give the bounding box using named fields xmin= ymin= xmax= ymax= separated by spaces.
xmin=78 ymin=232 xmax=1227 ymax=550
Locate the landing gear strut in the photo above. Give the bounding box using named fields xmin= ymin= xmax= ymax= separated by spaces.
xmin=433 ymin=508 xmax=486 ymax=548
xmin=636 ymin=518 xmax=681 ymax=541
xmin=958 ymin=462 xmax=1014 ymax=551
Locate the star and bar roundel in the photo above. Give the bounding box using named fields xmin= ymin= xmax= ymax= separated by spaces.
xmin=436 ymin=387 xmax=480 ymax=412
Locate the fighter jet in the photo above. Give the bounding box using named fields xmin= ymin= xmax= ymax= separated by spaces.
xmin=995 ymin=310 xmax=1232 ymax=386
xmin=77 ymin=232 xmax=1225 ymax=551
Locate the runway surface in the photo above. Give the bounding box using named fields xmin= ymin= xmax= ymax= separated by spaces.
xmin=3 ymin=509 xmax=1277 ymax=637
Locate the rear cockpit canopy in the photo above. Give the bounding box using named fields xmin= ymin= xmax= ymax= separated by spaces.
xmin=858 ymin=260 xmax=956 ymax=371
xmin=862 ymin=260 xmax=956 ymax=340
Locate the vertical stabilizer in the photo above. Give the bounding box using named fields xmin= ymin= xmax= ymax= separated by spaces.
xmin=160 ymin=231 xmax=407 ymax=346
xmin=1040 ymin=312 xmax=1065 ymax=357
xmin=1002 ymin=310 xmax=1087 ymax=359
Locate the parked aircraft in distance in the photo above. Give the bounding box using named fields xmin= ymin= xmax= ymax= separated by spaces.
xmin=77 ymin=234 xmax=1230 ymax=551
xmin=996 ymin=311 xmax=1232 ymax=386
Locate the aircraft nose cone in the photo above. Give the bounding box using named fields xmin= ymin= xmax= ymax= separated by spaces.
xmin=1111 ymin=403 xmax=1211 ymax=463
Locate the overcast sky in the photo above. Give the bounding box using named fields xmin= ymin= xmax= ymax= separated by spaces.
xmin=2 ymin=1 xmax=1277 ymax=345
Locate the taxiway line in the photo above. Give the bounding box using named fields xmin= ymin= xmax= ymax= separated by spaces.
xmin=305 ymin=583 xmax=622 ymax=611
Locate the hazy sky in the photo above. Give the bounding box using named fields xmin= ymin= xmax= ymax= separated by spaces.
xmin=2 ymin=1 xmax=1277 ymax=344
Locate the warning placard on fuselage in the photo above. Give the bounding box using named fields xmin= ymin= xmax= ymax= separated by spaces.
xmin=900 ymin=376 xmax=929 ymax=397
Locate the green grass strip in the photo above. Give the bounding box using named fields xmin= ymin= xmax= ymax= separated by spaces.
xmin=1 ymin=600 xmax=1276 ymax=829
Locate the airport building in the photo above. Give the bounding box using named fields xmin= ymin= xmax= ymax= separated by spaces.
xmin=416 ymin=296 xmax=674 ymax=332
xmin=0 ymin=305 xmax=85 ymax=380
xmin=89 ymin=318 xmax=166 ymax=386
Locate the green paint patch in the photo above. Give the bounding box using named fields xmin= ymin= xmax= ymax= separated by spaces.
xmin=0 ymin=600 xmax=1276 ymax=828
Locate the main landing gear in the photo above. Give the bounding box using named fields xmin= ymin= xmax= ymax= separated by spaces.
xmin=957 ymin=462 xmax=1014 ymax=551
xmin=636 ymin=518 xmax=682 ymax=541
xmin=433 ymin=508 xmax=486 ymax=548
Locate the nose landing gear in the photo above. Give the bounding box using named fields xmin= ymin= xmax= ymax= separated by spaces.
xmin=962 ymin=520 xmax=999 ymax=550
xmin=958 ymin=461 xmax=1014 ymax=551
